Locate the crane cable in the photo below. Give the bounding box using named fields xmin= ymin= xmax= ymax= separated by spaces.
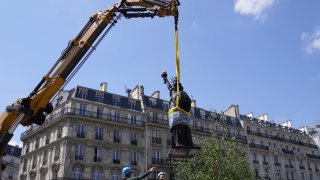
xmin=168 ymin=16 xmax=190 ymax=117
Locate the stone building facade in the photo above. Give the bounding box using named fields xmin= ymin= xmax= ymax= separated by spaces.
xmin=1 ymin=144 xmax=21 ymax=180
xmin=18 ymin=83 xmax=320 ymax=180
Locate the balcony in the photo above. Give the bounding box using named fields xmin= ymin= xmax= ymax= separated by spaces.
xmin=285 ymin=165 xmax=289 ymax=168
xmin=77 ymin=132 xmax=85 ymax=138
xmin=152 ymin=137 xmax=162 ymax=145
xmin=282 ymin=149 xmax=294 ymax=155
xmin=249 ymin=143 xmax=269 ymax=150
xmin=131 ymin=140 xmax=138 ymax=146
xmin=263 ymin=161 xmax=269 ymax=165
xmin=21 ymin=107 xmax=145 ymax=140
xmin=274 ymin=162 xmax=281 ymax=167
xmin=299 ymin=166 xmax=305 ymax=170
xmin=113 ymin=159 xmax=120 ymax=164
xmin=190 ymin=126 xmax=247 ymax=142
xmin=306 ymin=154 xmax=320 ymax=160
xmin=290 ymin=165 xmax=294 ymax=168
xmin=75 ymin=155 xmax=83 ymax=160
xmin=253 ymin=160 xmax=259 ymax=164
xmin=147 ymin=117 xmax=169 ymax=126
xmin=131 ymin=161 xmax=138 ymax=166
xmin=309 ymin=168 xmax=312 ymax=171
xmin=247 ymin=130 xmax=318 ymax=149
xmin=94 ymin=157 xmax=102 ymax=162
xmin=152 ymin=158 xmax=165 ymax=165
xmin=315 ymin=169 xmax=319 ymax=172
xmin=114 ymin=138 xmax=121 ymax=143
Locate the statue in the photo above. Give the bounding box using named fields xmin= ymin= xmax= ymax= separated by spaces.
xmin=161 ymin=71 xmax=193 ymax=147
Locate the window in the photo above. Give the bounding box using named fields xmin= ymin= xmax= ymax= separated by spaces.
xmin=149 ymin=98 xmax=157 ymax=106
xmin=131 ymin=114 xmax=137 ymax=125
xmin=112 ymin=172 xmax=119 ymax=180
xmin=112 ymin=97 xmax=120 ymax=107
xmin=150 ymin=112 xmax=158 ymax=122
xmin=200 ymin=110 xmax=206 ymax=120
xmin=57 ymin=127 xmax=62 ymax=139
xmin=152 ymin=150 xmax=161 ymax=164
xmin=46 ymin=133 xmax=50 ymax=144
xmin=131 ymin=133 xmax=138 ymax=145
xmin=10 ymin=147 xmax=15 ymax=155
xmin=79 ymin=104 xmax=86 ymax=116
xmin=55 ymin=147 xmax=60 ymax=161
xmin=114 ymin=111 xmax=121 ymax=122
xmin=95 ymin=127 xmax=103 ymax=140
xmin=131 ymin=151 xmax=138 ymax=165
xmin=93 ymin=170 xmax=101 ymax=180
xmin=190 ymin=108 xmax=195 ymax=118
xmin=253 ymin=153 xmax=257 ymax=161
xmin=9 ymin=159 xmax=14 ymax=167
xmin=96 ymin=93 xmax=104 ymax=103
xmin=97 ymin=108 xmax=103 ymax=119
xmin=42 ymin=151 xmax=47 ymax=165
xmin=153 ymin=130 xmax=160 ymax=138
xmin=73 ymin=167 xmax=82 ymax=180
xmin=163 ymin=102 xmax=169 ymax=111
xmin=129 ymin=101 xmax=136 ymax=110
xmin=114 ymin=130 xmax=121 ymax=143
xmin=94 ymin=147 xmax=102 ymax=162
xmin=32 ymin=155 xmax=37 ymax=169
xmin=77 ymin=124 xmax=86 ymax=138
xmin=113 ymin=149 xmax=120 ymax=164
xmin=79 ymin=89 xmax=87 ymax=99
xmin=263 ymin=155 xmax=266 ymax=162
xmin=274 ymin=155 xmax=279 ymax=163
xmin=75 ymin=144 xmax=84 ymax=160
xmin=8 ymin=170 xmax=13 ymax=179
xmin=301 ymin=173 xmax=305 ymax=180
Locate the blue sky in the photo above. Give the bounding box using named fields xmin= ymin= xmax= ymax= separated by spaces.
xmin=0 ymin=0 xmax=319 ymax=146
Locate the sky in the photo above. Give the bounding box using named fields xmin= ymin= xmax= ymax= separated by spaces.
xmin=0 ymin=0 xmax=319 ymax=147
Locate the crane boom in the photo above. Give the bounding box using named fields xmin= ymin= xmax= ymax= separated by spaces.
xmin=0 ymin=0 xmax=179 ymax=153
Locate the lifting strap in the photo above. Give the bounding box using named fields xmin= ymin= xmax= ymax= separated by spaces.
xmin=168 ymin=16 xmax=190 ymax=117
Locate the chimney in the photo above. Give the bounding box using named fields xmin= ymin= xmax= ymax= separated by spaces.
xmin=151 ymin=91 xmax=160 ymax=99
xmin=126 ymin=89 xmax=132 ymax=97
xmin=139 ymin=86 xmax=144 ymax=95
xmin=224 ymin=104 xmax=240 ymax=118
xmin=281 ymin=120 xmax=292 ymax=128
xmin=99 ymin=82 xmax=108 ymax=92
xmin=257 ymin=113 xmax=268 ymax=121
xmin=191 ymin=100 xmax=196 ymax=107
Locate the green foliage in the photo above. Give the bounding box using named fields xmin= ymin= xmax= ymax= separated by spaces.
xmin=173 ymin=136 xmax=254 ymax=180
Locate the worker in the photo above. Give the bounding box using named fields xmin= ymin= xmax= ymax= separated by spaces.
xmin=157 ymin=172 xmax=166 ymax=180
xmin=122 ymin=166 xmax=156 ymax=180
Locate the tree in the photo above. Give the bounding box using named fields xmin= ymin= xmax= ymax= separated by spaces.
xmin=172 ymin=136 xmax=254 ymax=180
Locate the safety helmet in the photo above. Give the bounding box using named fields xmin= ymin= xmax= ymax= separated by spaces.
xmin=122 ymin=167 xmax=133 ymax=177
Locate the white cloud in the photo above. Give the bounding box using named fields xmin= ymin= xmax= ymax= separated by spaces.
xmin=9 ymin=140 xmax=22 ymax=147
xmin=301 ymin=26 xmax=320 ymax=54
xmin=234 ymin=0 xmax=275 ymax=21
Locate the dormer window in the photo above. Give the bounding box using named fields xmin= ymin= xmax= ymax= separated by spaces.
xmin=190 ymin=108 xmax=195 ymax=118
xmin=112 ymin=97 xmax=120 ymax=107
xmin=79 ymin=89 xmax=88 ymax=99
xmin=96 ymin=93 xmax=104 ymax=103
xmin=149 ymin=98 xmax=157 ymax=107
xmin=200 ymin=110 xmax=205 ymax=120
xmin=129 ymin=101 xmax=136 ymax=110
xmin=163 ymin=102 xmax=169 ymax=111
